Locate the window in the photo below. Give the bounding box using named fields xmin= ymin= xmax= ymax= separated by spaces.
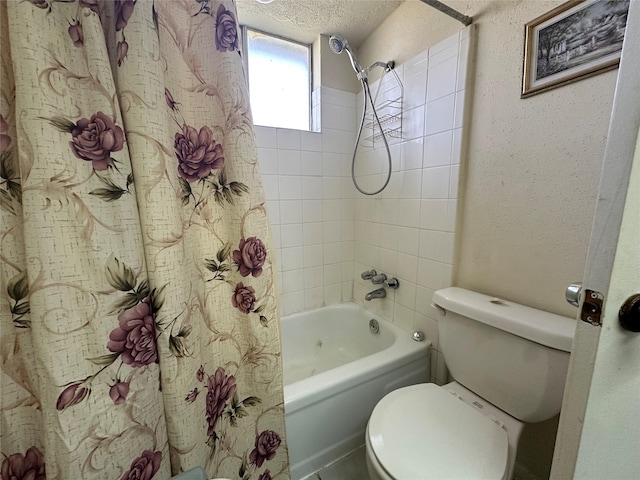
xmin=243 ymin=28 xmax=311 ymax=131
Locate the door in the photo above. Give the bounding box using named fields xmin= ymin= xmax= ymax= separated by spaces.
xmin=574 ymin=132 xmax=639 ymax=477
xmin=551 ymin=1 xmax=640 ymax=478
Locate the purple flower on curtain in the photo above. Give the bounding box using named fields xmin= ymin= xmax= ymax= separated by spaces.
xmin=26 ymin=0 xmax=48 ymax=9
xmin=107 ymin=299 xmax=159 ymax=367
xmin=165 ymin=88 xmax=178 ymax=111
xmin=214 ymin=4 xmax=238 ymax=52
xmin=115 ymin=0 xmax=136 ymax=31
xmin=80 ymin=0 xmax=100 ymax=15
xmin=205 ymin=367 xmax=236 ymax=436
xmin=56 ymin=382 xmax=90 ymax=411
xmin=174 ymin=124 xmax=224 ymax=183
xmin=231 ymin=282 xmax=256 ymax=314
xmin=68 ymin=20 xmax=84 ymax=47
xmin=1 ymin=446 xmax=46 ymax=480
xmin=233 ymin=237 xmax=267 ymax=278
xmin=185 ymin=387 xmax=199 ymax=403
xmin=258 ymin=471 xmax=272 ymax=480
xmin=117 ymin=40 xmax=129 ymax=67
xmin=197 ymin=365 xmax=205 ymax=382
xmin=69 ymin=112 xmax=124 ymax=171
xmin=0 ymin=114 xmax=11 ymax=152
xmin=120 ymin=450 xmax=162 ymax=480
xmin=109 ymin=381 xmax=130 ymax=404
xmin=249 ymin=430 xmax=282 ymax=467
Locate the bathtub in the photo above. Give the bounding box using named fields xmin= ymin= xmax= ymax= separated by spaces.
xmin=281 ymin=302 xmax=431 ymax=480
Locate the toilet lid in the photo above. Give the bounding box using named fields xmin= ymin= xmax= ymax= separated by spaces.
xmin=368 ymin=384 xmax=508 ymax=479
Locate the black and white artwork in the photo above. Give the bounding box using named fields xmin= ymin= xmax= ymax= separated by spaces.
xmin=522 ymin=0 xmax=630 ymax=97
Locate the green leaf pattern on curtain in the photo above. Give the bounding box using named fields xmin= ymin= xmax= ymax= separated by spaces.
xmin=0 ymin=0 xmax=288 ymax=478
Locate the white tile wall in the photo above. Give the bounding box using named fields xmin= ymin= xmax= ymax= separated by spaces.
xmin=254 ymin=86 xmax=358 ymax=317
xmin=351 ymin=27 xmax=474 ymax=385
xmin=255 ymin=27 xmax=474 ymax=386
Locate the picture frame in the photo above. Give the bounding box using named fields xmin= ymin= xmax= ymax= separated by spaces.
xmin=521 ymin=0 xmax=630 ymax=98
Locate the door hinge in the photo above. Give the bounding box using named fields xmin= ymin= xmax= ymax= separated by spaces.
xmin=581 ymin=289 xmax=604 ymax=327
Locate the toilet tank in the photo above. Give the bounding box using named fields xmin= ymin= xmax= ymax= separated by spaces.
xmin=432 ymin=287 xmax=576 ymax=423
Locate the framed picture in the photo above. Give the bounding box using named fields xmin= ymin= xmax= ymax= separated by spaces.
xmin=522 ymin=0 xmax=630 ymax=98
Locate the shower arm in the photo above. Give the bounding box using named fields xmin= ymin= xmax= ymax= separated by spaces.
xmin=367 ymin=61 xmax=393 ymax=72
xmin=358 ymin=61 xmax=395 ymax=82
xmin=420 ymin=0 xmax=472 ymax=26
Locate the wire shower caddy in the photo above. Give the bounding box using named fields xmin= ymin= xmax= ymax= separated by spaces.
xmin=362 ymin=67 xmax=403 ymax=148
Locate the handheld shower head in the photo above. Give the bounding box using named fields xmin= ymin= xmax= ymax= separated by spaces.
xmin=328 ymin=34 xmax=364 ymax=77
xmin=328 ymin=35 xmax=346 ymax=54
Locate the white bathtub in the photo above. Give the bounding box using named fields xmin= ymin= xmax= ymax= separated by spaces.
xmin=281 ymin=303 xmax=431 ymax=480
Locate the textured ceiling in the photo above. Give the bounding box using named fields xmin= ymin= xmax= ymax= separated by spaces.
xmin=236 ymin=0 xmax=404 ymax=48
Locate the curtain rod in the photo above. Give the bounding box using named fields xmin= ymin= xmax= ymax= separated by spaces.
xmin=420 ymin=0 xmax=473 ymax=26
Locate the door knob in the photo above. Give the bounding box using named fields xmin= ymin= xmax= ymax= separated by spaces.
xmin=619 ymin=294 xmax=640 ymax=332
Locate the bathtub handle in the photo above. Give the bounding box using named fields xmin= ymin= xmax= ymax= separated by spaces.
xmin=371 ymin=273 xmax=387 ymax=284
xmin=385 ymin=277 xmax=400 ymax=289
xmin=361 ymin=269 xmax=377 ymax=280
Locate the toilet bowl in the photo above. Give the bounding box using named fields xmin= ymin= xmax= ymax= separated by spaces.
xmin=366 ymin=382 xmax=523 ymax=480
xmin=365 ymin=287 xmax=575 ymax=480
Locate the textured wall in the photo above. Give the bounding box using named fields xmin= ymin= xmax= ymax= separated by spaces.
xmin=455 ymin=0 xmax=616 ymax=319
xmin=359 ymin=0 xmax=463 ymax=75
xmin=318 ymin=34 xmax=361 ymax=93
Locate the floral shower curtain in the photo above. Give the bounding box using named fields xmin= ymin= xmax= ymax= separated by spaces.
xmin=0 ymin=0 xmax=289 ymax=478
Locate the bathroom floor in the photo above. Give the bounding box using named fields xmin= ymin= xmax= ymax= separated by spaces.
xmin=309 ymin=446 xmax=529 ymax=480
xmin=311 ymin=446 xmax=370 ymax=480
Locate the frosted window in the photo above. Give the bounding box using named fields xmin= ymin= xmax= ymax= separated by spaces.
xmin=246 ymin=29 xmax=310 ymax=131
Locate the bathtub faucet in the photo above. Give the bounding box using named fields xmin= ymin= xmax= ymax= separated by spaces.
xmin=365 ymin=288 xmax=386 ymax=301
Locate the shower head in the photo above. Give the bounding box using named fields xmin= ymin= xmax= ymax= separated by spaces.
xmin=329 ymin=34 xmax=364 ymax=78
xmin=328 ymin=34 xmax=346 ymax=55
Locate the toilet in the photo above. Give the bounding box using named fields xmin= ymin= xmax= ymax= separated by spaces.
xmin=365 ymin=287 xmax=575 ymax=480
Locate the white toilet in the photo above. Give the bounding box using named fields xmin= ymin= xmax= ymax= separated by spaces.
xmin=365 ymin=287 xmax=575 ymax=480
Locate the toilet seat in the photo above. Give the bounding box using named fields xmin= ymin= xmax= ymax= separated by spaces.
xmin=367 ymin=383 xmax=508 ymax=479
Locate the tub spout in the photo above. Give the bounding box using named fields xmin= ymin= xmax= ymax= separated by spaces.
xmin=365 ymin=288 xmax=386 ymax=301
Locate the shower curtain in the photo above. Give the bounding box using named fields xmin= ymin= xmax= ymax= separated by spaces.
xmin=0 ymin=0 xmax=289 ymax=478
